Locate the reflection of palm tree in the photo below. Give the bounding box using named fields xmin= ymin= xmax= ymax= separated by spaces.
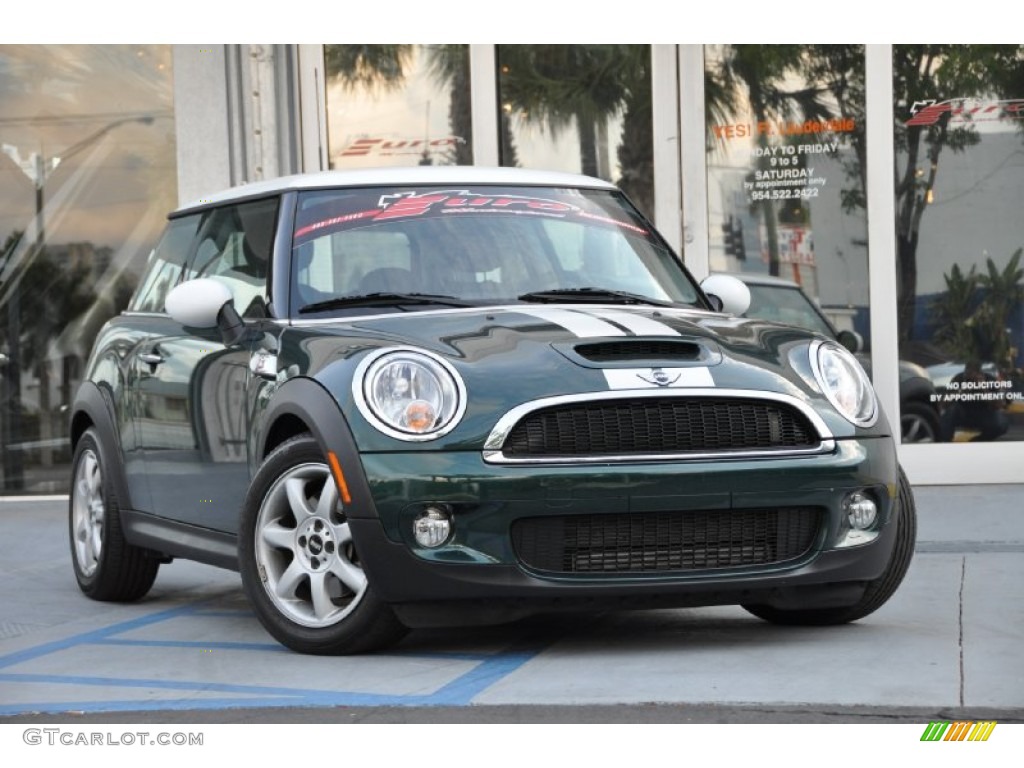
xmin=934 ymin=250 xmax=1024 ymax=371
xmin=499 ymin=46 xmax=620 ymax=177
xmin=497 ymin=46 xmax=652 ymax=214
xmin=325 ymin=45 xmax=474 ymax=165
xmin=803 ymin=46 xmax=867 ymax=213
xmin=933 ymin=262 xmax=979 ymax=361
xmin=425 ymin=46 xmax=473 ymax=165
xmin=324 ymin=45 xmax=655 ymax=211
xmin=975 ymin=249 xmax=1024 ymax=370
xmin=324 ymin=45 xmax=413 ymax=92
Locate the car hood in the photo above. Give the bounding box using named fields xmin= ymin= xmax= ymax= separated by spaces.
xmin=278 ymin=304 xmax=885 ymax=450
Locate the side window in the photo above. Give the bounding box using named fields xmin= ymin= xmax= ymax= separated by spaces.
xmin=183 ymin=197 xmax=279 ymax=317
xmin=130 ymin=215 xmax=201 ymax=313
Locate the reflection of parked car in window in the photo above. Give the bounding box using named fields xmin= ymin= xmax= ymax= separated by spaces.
xmin=721 ymin=273 xmax=941 ymax=443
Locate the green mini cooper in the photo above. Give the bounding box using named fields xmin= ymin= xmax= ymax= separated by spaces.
xmin=69 ymin=167 xmax=915 ymax=654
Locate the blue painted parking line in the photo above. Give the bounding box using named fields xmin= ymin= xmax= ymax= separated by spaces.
xmin=0 ymin=672 xmax=339 ymax=698
xmin=0 ymin=602 xmax=212 ymax=670
xmin=92 ymin=638 xmax=289 ymax=653
xmin=0 ymin=600 xmax=552 ymax=715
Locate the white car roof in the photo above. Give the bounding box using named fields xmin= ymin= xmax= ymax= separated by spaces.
xmin=713 ymin=271 xmax=802 ymax=289
xmin=175 ymin=166 xmax=618 ymax=215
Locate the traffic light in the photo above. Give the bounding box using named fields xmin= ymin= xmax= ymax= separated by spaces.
xmin=722 ymin=219 xmax=734 ymax=256
xmin=722 ymin=216 xmax=746 ymax=261
xmin=732 ymin=218 xmax=746 ymax=260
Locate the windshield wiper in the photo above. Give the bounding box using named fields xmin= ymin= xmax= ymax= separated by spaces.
xmin=299 ymin=292 xmax=476 ymax=314
xmin=517 ymin=287 xmax=680 ymax=307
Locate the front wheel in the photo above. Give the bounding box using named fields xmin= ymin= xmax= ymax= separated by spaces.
xmin=743 ymin=467 xmax=917 ymax=626
xmin=238 ymin=435 xmax=407 ymax=654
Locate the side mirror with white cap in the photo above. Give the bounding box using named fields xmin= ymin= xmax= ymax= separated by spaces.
xmin=165 ymin=278 xmax=247 ymax=346
xmin=700 ymin=274 xmax=751 ymax=316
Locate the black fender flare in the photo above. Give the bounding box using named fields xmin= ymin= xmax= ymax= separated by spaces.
xmin=257 ymin=377 xmax=379 ymax=520
xmin=69 ymin=381 xmax=133 ymax=512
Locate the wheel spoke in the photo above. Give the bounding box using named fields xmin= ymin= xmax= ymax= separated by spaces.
xmin=330 ymin=521 xmax=353 ymax=546
xmin=285 ymin=477 xmax=315 ymax=522
xmin=75 ymin=516 xmax=90 ymax=544
xmin=76 ymin=477 xmax=91 ymax=503
xmin=274 ymin=559 xmax=306 ymax=600
xmin=314 ymin=476 xmax=338 ymax=518
xmin=261 ymin=521 xmax=295 ymax=551
xmin=86 ymin=458 xmax=100 ymax=497
xmin=309 ymin=571 xmax=335 ymax=620
xmin=89 ymin=527 xmax=103 ymax=562
xmin=329 ymin=556 xmax=367 ymax=594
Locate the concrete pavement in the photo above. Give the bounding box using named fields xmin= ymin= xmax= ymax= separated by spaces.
xmin=0 ymin=484 xmax=1021 ymax=721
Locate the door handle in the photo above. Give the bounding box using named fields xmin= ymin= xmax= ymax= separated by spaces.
xmin=138 ymin=352 xmax=165 ymax=366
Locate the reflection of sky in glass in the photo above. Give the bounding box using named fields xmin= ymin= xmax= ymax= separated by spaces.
xmin=503 ymin=108 xmax=626 ymax=179
xmin=326 ymin=46 xmax=465 ymax=168
xmin=0 ymin=45 xmax=176 ymax=251
xmin=0 ymin=45 xmax=178 ymax=492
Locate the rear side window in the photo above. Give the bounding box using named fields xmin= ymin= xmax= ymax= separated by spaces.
xmin=130 ymin=215 xmax=201 ymax=313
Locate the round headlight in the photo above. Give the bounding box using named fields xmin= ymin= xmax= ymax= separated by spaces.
xmin=810 ymin=341 xmax=878 ymax=427
xmin=355 ymin=348 xmax=466 ymax=440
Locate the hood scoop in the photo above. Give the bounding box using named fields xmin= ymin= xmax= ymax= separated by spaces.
xmin=555 ymin=338 xmax=722 ymax=369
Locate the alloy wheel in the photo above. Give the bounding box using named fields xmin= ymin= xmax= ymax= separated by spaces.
xmin=72 ymin=448 xmax=105 ymax=577
xmin=253 ymin=462 xmax=367 ymax=628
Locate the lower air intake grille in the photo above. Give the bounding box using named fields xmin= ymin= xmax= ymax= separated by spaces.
xmin=511 ymin=507 xmax=821 ymax=574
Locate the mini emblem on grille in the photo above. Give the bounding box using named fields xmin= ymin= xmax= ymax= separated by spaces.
xmin=637 ymin=368 xmax=680 ymax=387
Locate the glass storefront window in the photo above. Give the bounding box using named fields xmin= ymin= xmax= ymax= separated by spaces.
xmin=324 ymin=45 xmax=472 ymax=168
xmin=496 ymin=45 xmax=655 ymax=219
xmin=0 ymin=45 xmax=177 ymax=493
xmin=893 ymin=44 xmax=1024 ymax=444
xmin=704 ymin=45 xmax=871 ymax=351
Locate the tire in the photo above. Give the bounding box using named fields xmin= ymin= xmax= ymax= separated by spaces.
xmin=743 ymin=467 xmax=917 ymax=626
xmin=901 ymin=401 xmax=940 ymax=444
xmin=69 ymin=427 xmax=159 ymax=601
xmin=238 ymin=434 xmax=407 ymax=654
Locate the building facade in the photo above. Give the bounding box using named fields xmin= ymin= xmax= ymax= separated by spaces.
xmin=1 ymin=43 xmax=1022 ymax=493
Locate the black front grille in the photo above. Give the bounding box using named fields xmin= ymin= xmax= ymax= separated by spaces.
xmin=511 ymin=507 xmax=821 ymax=574
xmin=503 ymin=398 xmax=817 ymax=457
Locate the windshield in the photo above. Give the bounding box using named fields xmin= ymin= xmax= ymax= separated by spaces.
xmin=290 ymin=186 xmax=703 ymax=315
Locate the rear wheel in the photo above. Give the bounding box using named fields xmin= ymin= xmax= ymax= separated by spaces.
xmin=743 ymin=467 xmax=916 ymax=626
xmin=69 ymin=428 xmax=159 ymax=601
xmin=238 ymin=434 xmax=407 ymax=654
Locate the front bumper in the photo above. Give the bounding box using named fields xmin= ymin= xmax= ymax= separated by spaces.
xmin=346 ymin=437 xmax=899 ymax=626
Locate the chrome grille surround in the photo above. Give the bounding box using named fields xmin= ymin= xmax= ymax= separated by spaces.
xmin=482 ymin=388 xmax=835 ymax=465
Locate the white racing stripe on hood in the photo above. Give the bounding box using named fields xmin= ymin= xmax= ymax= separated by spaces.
xmin=517 ymin=307 xmax=626 ymax=337
xmin=603 ymin=367 xmax=715 ymax=390
xmin=576 ymin=308 xmax=681 ymax=336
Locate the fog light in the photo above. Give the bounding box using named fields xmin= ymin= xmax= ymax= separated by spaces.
xmin=844 ymin=491 xmax=877 ymax=530
xmin=413 ymin=506 xmax=452 ymax=548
